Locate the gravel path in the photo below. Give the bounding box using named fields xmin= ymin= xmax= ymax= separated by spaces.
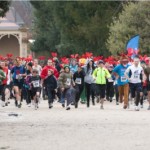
xmin=0 ymin=99 xmax=150 ymax=150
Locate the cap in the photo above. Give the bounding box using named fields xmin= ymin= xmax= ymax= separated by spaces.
xmin=98 ymin=60 xmax=104 ymax=64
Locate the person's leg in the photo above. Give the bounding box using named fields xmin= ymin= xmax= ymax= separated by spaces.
xmin=118 ymin=85 xmax=123 ymax=103
xmin=147 ymin=84 xmax=150 ymax=110
xmin=123 ymin=83 xmax=129 ymax=109
xmin=147 ymin=90 xmax=150 ymax=110
xmin=109 ymin=83 xmax=114 ymax=102
xmin=106 ymin=82 xmax=109 ymax=101
xmin=27 ymin=88 xmax=32 ymax=105
xmin=35 ymin=90 xmax=40 ymax=108
xmin=74 ymin=85 xmax=80 ymax=108
xmin=114 ymin=85 xmax=119 ymax=105
xmin=46 ymin=87 xmax=53 ymax=108
xmin=85 ymin=83 xmax=90 ymax=107
xmin=134 ymin=83 xmax=142 ymax=111
xmin=100 ymin=84 xmax=106 ymax=109
xmin=129 ymin=83 xmax=136 ymax=104
xmin=91 ymin=83 xmax=95 ymax=105
xmin=4 ymin=87 xmax=10 ymax=106
xmin=13 ymin=86 xmax=21 ymax=108
xmin=65 ymin=88 xmax=72 ymax=110
xmin=1 ymin=85 xmax=5 ymax=107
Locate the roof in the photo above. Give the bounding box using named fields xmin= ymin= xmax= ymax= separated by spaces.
xmin=0 ymin=7 xmax=24 ymax=31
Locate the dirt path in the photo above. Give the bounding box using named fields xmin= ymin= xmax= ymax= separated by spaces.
xmin=0 ymin=100 xmax=150 ymax=150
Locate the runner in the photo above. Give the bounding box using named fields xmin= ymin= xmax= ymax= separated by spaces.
xmin=125 ymin=57 xmax=144 ymax=111
xmin=44 ymin=69 xmax=57 ymax=109
xmin=58 ymin=65 xmax=75 ymax=110
xmin=29 ymin=69 xmax=41 ymax=110
xmin=113 ymin=56 xmax=129 ymax=109
xmin=73 ymin=65 xmax=85 ymax=108
xmin=32 ymin=59 xmax=42 ymax=75
xmin=0 ymin=61 xmax=10 ymax=106
xmin=0 ymin=66 xmax=6 ymax=106
xmin=93 ymin=60 xmax=111 ymax=109
xmin=144 ymin=57 xmax=150 ymax=110
xmin=11 ymin=58 xmax=26 ymax=108
xmin=84 ymin=59 xmax=96 ymax=107
xmin=106 ymin=65 xmax=115 ymax=102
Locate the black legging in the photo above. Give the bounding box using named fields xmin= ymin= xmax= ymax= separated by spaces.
xmin=74 ymin=85 xmax=84 ymax=104
xmin=114 ymin=85 xmax=119 ymax=103
xmin=85 ymin=83 xmax=95 ymax=107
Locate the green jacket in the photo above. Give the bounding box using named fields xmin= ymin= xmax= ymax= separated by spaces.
xmin=0 ymin=70 xmax=5 ymax=85
xmin=92 ymin=67 xmax=111 ymax=84
xmin=58 ymin=72 xmax=74 ymax=89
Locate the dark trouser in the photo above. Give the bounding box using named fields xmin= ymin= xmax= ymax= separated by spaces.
xmin=129 ymin=83 xmax=142 ymax=106
xmin=74 ymin=85 xmax=84 ymax=104
xmin=140 ymin=86 xmax=147 ymax=105
xmin=85 ymin=83 xmax=95 ymax=107
xmin=114 ymin=85 xmax=119 ymax=102
xmin=96 ymin=84 xmax=106 ymax=99
xmin=46 ymin=87 xmax=55 ymax=104
xmin=0 ymin=84 xmax=5 ymax=102
xmin=64 ymin=87 xmax=76 ymax=106
xmin=24 ymin=88 xmax=31 ymax=104
xmin=106 ymin=82 xmax=114 ymax=99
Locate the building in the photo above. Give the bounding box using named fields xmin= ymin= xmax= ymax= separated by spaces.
xmin=0 ymin=7 xmax=28 ymax=58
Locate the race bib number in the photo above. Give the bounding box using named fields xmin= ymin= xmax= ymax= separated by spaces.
xmin=32 ymin=80 xmax=40 ymax=88
xmin=75 ymin=78 xmax=81 ymax=84
xmin=108 ymin=78 xmax=114 ymax=82
xmin=134 ymin=75 xmax=139 ymax=79
xmin=66 ymin=78 xmax=71 ymax=86
xmin=16 ymin=74 xmax=22 ymax=80
xmin=121 ymin=76 xmax=127 ymax=82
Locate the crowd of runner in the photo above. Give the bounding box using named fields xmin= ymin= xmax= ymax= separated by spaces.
xmin=0 ymin=54 xmax=150 ymax=111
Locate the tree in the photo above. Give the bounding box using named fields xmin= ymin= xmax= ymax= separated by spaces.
xmin=31 ymin=1 xmax=122 ymax=57
xmin=107 ymin=2 xmax=150 ymax=55
xmin=0 ymin=1 xmax=10 ymax=17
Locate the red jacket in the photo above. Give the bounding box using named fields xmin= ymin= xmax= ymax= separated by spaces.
xmin=40 ymin=66 xmax=59 ymax=79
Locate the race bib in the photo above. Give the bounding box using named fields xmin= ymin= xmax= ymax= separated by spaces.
xmin=149 ymin=75 xmax=150 ymax=81
xmin=16 ymin=74 xmax=22 ymax=80
xmin=121 ymin=76 xmax=127 ymax=82
xmin=108 ymin=78 xmax=114 ymax=82
xmin=32 ymin=80 xmax=40 ymax=88
xmin=134 ymin=74 xmax=139 ymax=79
xmin=66 ymin=78 xmax=71 ymax=86
xmin=75 ymin=78 xmax=81 ymax=84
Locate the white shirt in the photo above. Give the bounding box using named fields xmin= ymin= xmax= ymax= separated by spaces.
xmin=125 ymin=65 xmax=143 ymax=83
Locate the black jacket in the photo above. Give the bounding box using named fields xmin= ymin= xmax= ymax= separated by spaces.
xmin=44 ymin=75 xmax=57 ymax=90
xmin=73 ymin=70 xmax=85 ymax=86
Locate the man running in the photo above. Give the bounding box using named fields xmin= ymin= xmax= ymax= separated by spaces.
xmin=113 ymin=56 xmax=129 ymax=109
xmin=125 ymin=57 xmax=144 ymax=111
xmin=11 ymin=58 xmax=26 ymax=108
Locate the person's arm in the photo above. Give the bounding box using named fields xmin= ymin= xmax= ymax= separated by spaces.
xmin=141 ymin=68 xmax=146 ymax=82
xmin=92 ymin=68 xmax=97 ymax=79
xmin=112 ymin=66 xmax=119 ymax=79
